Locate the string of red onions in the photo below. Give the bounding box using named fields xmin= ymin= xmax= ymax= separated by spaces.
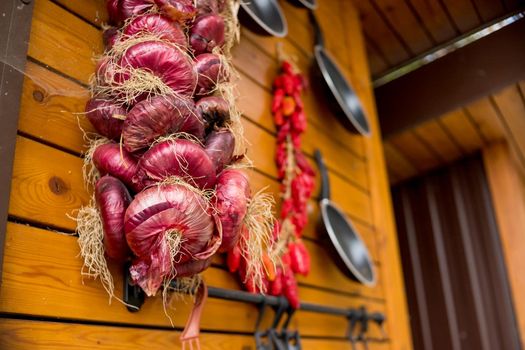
xmin=77 ymin=2 xmax=277 ymax=341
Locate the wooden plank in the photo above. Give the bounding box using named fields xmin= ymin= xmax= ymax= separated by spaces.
xmin=371 ymin=0 xmax=434 ymax=54
xmin=54 ymin=0 xmax=107 ymax=25
xmin=0 ymin=223 xmax=385 ymax=329
xmin=353 ymin=1 xmax=410 ymax=67
xmin=440 ymin=0 xmax=481 ymax=32
xmin=0 ymin=318 xmax=390 ymax=350
xmin=365 ymin=40 xmax=390 ymax=76
xmin=472 ymin=0 xmax=506 ymax=21
xmin=492 ymin=84 xmax=525 ymax=166
xmin=483 ymin=142 xmax=525 ymax=349
xmin=388 ymin=131 xmax=442 ymax=172
xmin=440 ymin=109 xmax=484 ymax=154
xmin=28 ymin=0 xmax=102 ymax=84
xmin=382 ymin=141 xmax=418 ymax=183
xmin=341 ymin=1 xmax=414 ymax=349
xmin=413 ymin=119 xmax=464 ymax=163
xmin=465 ymin=96 xmax=506 ymax=142
xmin=408 ymin=0 xmax=458 ymax=43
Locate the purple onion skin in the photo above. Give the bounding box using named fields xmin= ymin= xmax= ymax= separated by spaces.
xmin=85 ymin=98 xmax=126 ymax=140
xmin=118 ymin=0 xmax=155 ymax=23
xmin=117 ymin=41 xmax=197 ymax=99
xmin=106 ymin=0 xmax=121 ymax=25
xmin=205 ymin=128 xmax=234 ymax=173
xmin=95 ymin=176 xmax=132 ymax=263
xmin=102 ymin=27 xmax=119 ymax=50
xmin=139 ymin=139 xmax=217 ymax=189
xmin=195 ymin=0 xmax=223 ymax=15
xmin=196 ymin=96 xmax=229 ymax=129
xmin=215 ymin=169 xmax=250 ymax=252
xmin=93 ymin=143 xmax=145 ymax=193
xmin=180 ymin=109 xmax=206 ymax=141
xmin=154 ymin=0 xmax=196 ymax=22
xmin=190 ymin=14 xmax=225 ymax=55
xmin=175 ymin=257 xmax=212 ymax=277
xmin=122 ymin=95 xmax=195 ymax=153
xmin=123 ymin=14 xmax=187 ymax=47
xmin=194 ymin=53 xmax=228 ymax=95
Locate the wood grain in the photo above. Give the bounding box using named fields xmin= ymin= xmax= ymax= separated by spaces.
xmin=440 ymin=109 xmax=484 ymax=154
xmin=412 ymin=119 xmax=463 ymax=163
xmin=440 ymin=0 xmax=481 ymax=32
xmin=340 ymin=2 xmax=414 ymax=349
xmin=0 ymin=318 xmax=390 ymax=350
xmin=0 ymin=223 xmax=386 ymax=332
xmin=483 ymin=142 xmax=525 ymax=349
xmin=465 ymin=96 xmax=506 ymax=142
xmin=388 ymin=131 xmax=442 ymax=172
xmin=383 ymin=141 xmax=418 ymax=183
xmin=408 ymin=0 xmax=458 ymax=43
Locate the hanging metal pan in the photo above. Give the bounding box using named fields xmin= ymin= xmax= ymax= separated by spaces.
xmin=287 ymin=0 xmax=317 ymax=10
xmin=239 ymin=0 xmax=288 ymax=37
xmin=309 ymin=11 xmax=370 ymax=136
xmin=315 ymin=150 xmax=376 ymax=286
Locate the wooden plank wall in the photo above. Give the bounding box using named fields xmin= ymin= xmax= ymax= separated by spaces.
xmin=0 ymin=0 xmax=412 ymax=349
xmin=383 ymin=83 xmax=525 ymax=184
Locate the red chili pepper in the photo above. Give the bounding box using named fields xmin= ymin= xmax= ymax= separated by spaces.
xmin=272 ymin=88 xmax=285 ymax=113
xmin=289 ymin=240 xmax=310 ymax=276
xmin=227 ymin=245 xmax=241 ymax=273
xmin=282 ymin=266 xmax=300 ymax=309
xmin=282 ymin=96 xmax=296 ymax=116
xmin=269 ymin=267 xmax=283 ymax=296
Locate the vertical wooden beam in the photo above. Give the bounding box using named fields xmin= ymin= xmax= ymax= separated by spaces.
xmin=0 ymin=0 xmax=35 ymax=285
xmin=483 ymin=142 xmax=525 ymax=349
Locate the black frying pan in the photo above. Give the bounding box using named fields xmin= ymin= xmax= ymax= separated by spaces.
xmin=309 ymin=12 xmax=370 ymax=136
xmin=239 ymin=0 xmax=288 ymax=37
xmin=315 ymin=150 xmax=376 ymax=286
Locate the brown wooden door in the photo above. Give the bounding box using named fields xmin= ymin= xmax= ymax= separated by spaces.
xmin=392 ymin=154 xmax=522 ymax=350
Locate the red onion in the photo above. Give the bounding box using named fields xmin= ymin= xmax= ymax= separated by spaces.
xmin=125 ymin=184 xmax=220 ymax=295
xmin=204 ymin=128 xmax=234 ymax=173
xmin=119 ymin=0 xmax=155 ymax=22
xmin=154 ymin=0 xmax=196 ymax=22
xmin=95 ymin=57 xmax=116 ymax=87
xmin=175 ymin=257 xmax=212 ymax=277
xmin=180 ymin=109 xmax=206 ymax=141
xmin=123 ymin=14 xmax=187 ymax=47
xmin=190 ymin=14 xmax=225 ymax=55
xmin=85 ymin=98 xmax=126 ymax=140
xmin=138 ymin=139 xmax=217 ymax=189
xmin=194 ymin=53 xmax=228 ymax=95
xmin=196 ymin=96 xmax=229 ymax=129
xmin=93 ymin=143 xmax=144 ymax=192
xmin=122 ymin=95 xmax=195 ymax=152
xmin=117 ymin=41 xmax=197 ymax=97
xmin=215 ymin=169 xmax=250 ymax=252
xmin=196 ymin=0 xmax=224 ymax=15
xmin=102 ymin=27 xmax=119 ymax=50
xmin=106 ymin=0 xmax=121 ymax=25
xmin=95 ymin=176 xmax=132 ymax=262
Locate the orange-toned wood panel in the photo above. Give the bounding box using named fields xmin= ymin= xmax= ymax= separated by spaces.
xmin=465 ymin=96 xmax=506 ymax=142
xmin=483 ymin=142 xmax=525 ymax=349
xmin=0 ymin=319 xmax=390 ymax=350
xmin=412 ymin=119 xmax=463 ymax=163
xmin=408 ymin=0 xmax=458 ymax=43
xmin=440 ymin=109 xmax=484 ymax=153
xmin=0 ymin=223 xmax=386 ymax=336
xmin=388 ymin=131 xmax=441 ymax=172
xmin=8 ymin=137 xmax=381 ymax=298
xmin=339 ymin=1 xmax=413 ymax=349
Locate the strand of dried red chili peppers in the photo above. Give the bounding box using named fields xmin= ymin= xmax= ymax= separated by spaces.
xmin=269 ymin=60 xmax=315 ymax=308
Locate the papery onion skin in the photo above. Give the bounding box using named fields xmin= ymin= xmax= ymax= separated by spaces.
xmin=125 ymin=184 xmax=220 ymax=295
xmin=123 ymin=14 xmax=187 ymax=47
xmin=196 ymin=96 xmax=229 ymax=129
xmin=106 ymin=0 xmax=121 ymax=25
xmin=204 ymin=128 xmax=234 ymax=173
xmin=215 ymin=170 xmax=250 ymax=252
xmin=154 ymin=0 xmax=196 ymax=22
xmin=190 ymin=14 xmax=225 ymax=55
xmin=118 ymin=0 xmax=155 ymax=23
xmin=175 ymin=257 xmax=212 ymax=277
xmin=180 ymin=109 xmax=206 ymax=141
xmin=196 ymin=0 xmax=219 ymax=15
xmin=122 ymin=95 xmax=195 ymax=152
xmin=86 ymin=98 xmax=126 ymax=140
xmin=194 ymin=53 xmax=228 ymax=95
xmin=93 ymin=143 xmax=144 ymax=193
xmin=95 ymin=176 xmax=132 ymax=262
xmin=139 ymin=139 xmax=217 ymax=189
xmin=102 ymin=27 xmax=119 ymax=50
xmin=117 ymin=41 xmax=197 ymax=98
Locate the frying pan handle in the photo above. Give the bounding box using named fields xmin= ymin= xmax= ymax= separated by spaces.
xmin=314 ymin=149 xmax=330 ymax=200
xmin=308 ymin=11 xmax=324 ymax=48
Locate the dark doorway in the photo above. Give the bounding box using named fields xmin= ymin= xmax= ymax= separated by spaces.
xmin=392 ymin=154 xmax=521 ymax=350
